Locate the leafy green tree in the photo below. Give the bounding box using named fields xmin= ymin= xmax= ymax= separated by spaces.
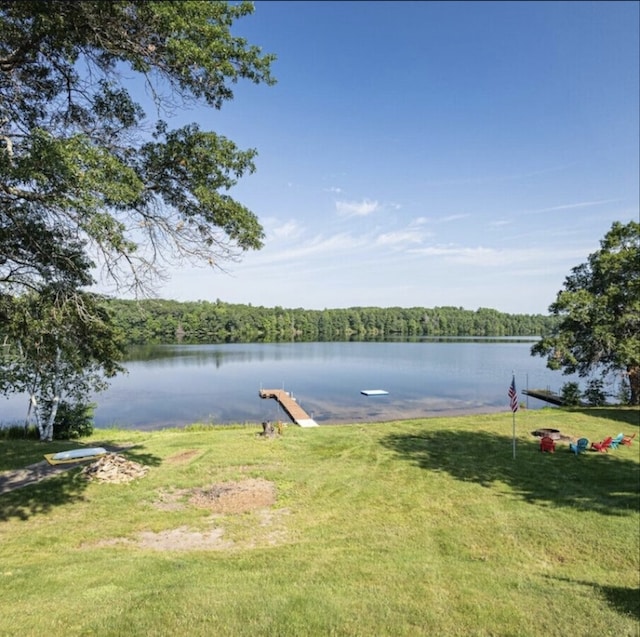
xmin=582 ymin=378 xmax=608 ymax=407
xmin=0 ymin=288 xmax=124 ymax=441
xmin=560 ymin=382 xmax=582 ymax=407
xmin=532 ymin=221 xmax=640 ymax=406
xmin=0 ymin=1 xmax=275 ymax=296
xmin=0 ymin=1 xmax=275 ymax=429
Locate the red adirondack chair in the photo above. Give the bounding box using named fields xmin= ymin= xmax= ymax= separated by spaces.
xmin=622 ymin=433 xmax=636 ymax=446
xmin=591 ymin=436 xmax=613 ymax=453
xmin=539 ymin=436 xmax=556 ymax=453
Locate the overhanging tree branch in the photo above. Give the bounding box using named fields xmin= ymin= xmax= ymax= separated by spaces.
xmin=1 ymin=1 xmax=276 ymax=435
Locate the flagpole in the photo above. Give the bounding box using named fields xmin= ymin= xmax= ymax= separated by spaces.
xmin=512 ymin=408 xmax=516 ymax=460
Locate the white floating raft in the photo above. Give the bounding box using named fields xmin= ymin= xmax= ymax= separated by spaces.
xmin=360 ymin=389 xmax=389 ymax=396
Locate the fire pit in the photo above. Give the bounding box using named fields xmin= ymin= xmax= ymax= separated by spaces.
xmin=532 ymin=428 xmax=561 ymax=440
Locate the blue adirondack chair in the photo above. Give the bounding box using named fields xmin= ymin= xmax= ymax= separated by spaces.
xmin=609 ymin=433 xmax=625 ymax=450
xmin=569 ymin=438 xmax=589 ymax=455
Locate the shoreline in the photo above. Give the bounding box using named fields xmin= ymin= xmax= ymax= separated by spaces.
xmin=90 ymin=404 xmax=547 ymax=431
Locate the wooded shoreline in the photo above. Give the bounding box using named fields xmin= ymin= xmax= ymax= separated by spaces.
xmin=105 ymin=298 xmax=555 ymax=345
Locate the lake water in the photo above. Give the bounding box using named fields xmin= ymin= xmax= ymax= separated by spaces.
xmin=1 ymin=339 xmax=588 ymax=430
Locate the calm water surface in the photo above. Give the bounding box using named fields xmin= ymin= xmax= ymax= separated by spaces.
xmin=1 ymin=340 xmax=585 ymax=430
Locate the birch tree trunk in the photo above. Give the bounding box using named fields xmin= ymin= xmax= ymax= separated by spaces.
xmin=43 ymin=348 xmax=62 ymax=442
xmin=24 ymin=394 xmax=33 ymax=436
xmin=27 ymin=394 xmax=45 ymax=441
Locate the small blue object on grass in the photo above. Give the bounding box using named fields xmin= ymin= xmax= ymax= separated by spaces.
xmin=609 ymin=433 xmax=625 ymax=450
xmin=569 ymin=438 xmax=589 ymax=455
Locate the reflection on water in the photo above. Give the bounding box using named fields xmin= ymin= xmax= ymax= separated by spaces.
xmin=1 ymin=340 xmax=590 ymax=430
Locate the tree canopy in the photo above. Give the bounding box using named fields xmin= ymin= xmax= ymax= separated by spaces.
xmin=103 ymin=299 xmax=554 ymax=344
xmin=0 ymin=1 xmax=276 ymax=437
xmin=0 ymin=0 xmax=275 ymax=296
xmin=531 ymin=221 xmax=640 ymax=405
xmin=0 ymin=288 xmax=124 ymax=440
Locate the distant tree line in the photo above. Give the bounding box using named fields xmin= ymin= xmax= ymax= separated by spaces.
xmin=105 ymin=299 xmax=556 ymax=345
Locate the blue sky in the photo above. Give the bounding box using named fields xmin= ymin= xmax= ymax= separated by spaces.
xmin=121 ymin=1 xmax=639 ymax=315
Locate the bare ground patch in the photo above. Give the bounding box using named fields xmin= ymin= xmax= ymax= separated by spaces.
xmin=92 ymin=478 xmax=285 ymax=551
xmin=189 ymin=478 xmax=276 ymax=513
xmin=165 ymin=449 xmax=201 ymax=464
xmin=5 ymin=451 xmax=287 ymax=551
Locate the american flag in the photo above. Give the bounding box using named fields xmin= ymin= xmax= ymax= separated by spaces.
xmin=509 ymin=376 xmax=518 ymax=413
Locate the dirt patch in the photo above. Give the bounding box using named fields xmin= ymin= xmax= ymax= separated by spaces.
xmin=93 ymin=479 xmax=284 ymax=551
xmin=96 ymin=508 xmax=290 ymax=551
xmin=153 ymin=487 xmax=191 ymax=511
xmin=189 ymin=478 xmax=277 ymax=514
xmin=4 ymin=451 xmax=285 ymax=551
xmin=93 ymin=525 xmax=233 ymax=551
xmin=152 ymin=478 xmax=277 ymax=514
xmin=165 ymin=449 xmax=201 ymax=464
xmin=135 ymin=526 xmax=234 ymax=551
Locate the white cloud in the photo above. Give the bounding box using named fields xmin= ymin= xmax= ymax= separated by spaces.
xmin=438 ymin=214 xmax=470 ymax=223
xmin=269 ymin=220 xmax=303 ymax=240
xmin=375 ymin=230 xmax=424 ymax=247
xmin=415 ymin=245 xmax=503 ymax=265
xmin=521 ymin=199 xmax=619 ymax=215
xmin=249 ymin=232 xmax=368 ymax=267
xmin=412 ymin=244 xmax=590 ymax=268
xmin=335 ymin=198 xmax=380 ymax=217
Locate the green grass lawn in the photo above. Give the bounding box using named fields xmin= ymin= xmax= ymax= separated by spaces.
xmin=1 ymin=407 xmax=638 ymax=636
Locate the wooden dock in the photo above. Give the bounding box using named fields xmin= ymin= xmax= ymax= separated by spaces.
xmin=259 ymin=389 xmax=319 ymax=427
xmin=522 ymin=389 xmax=566 ymax=406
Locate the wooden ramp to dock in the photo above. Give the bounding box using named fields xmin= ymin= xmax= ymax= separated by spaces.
xmin=522 ymin=389 xmax=566 ymax=406
xmin=259 ymin=389 xmax=319 ymax=427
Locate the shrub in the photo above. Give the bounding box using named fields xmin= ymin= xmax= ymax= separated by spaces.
xmin=52 ymin=401 xmax=95 ymax=439
xmin=0 ymin=424 xmax=40 ymax=440
xmin=583 ymin=378 xmax=608 ymax=406
xmin=616 ymin=377 xmax=632 ymax=405
xmin=561 ymin=382 xmax=582 ymax=406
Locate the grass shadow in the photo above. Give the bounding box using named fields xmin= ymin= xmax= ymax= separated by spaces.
xmin=379 ymin=429 xmax=640 ymax=516
xmin=0 ymin=469 xmax=89 ymax=521
xmin=547 ymin=576 xmax=640 ymax=621
xmin=596 ymin=583 xmax=640 ymax=620
xmin=567 ymin=407 xmax=640 ymax=428
xmin=0 ymin=444 xmax=162 ymax=521
xmin=0 ymin=439 xmax=76 ymax=472
xmin=106 ymin=444 xmax=163 ymax=468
